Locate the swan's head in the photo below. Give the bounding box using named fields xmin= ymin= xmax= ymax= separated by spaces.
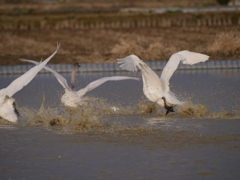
xmin=73 ymin=62 xmax=81 ymax=68
xmin=0 ymin=97 xmax=19 ymax=123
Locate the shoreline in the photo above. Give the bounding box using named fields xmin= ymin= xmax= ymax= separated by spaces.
xmin=1 ymin=59 xmax=239 ymax=75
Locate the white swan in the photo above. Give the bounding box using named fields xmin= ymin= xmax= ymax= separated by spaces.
xmin=117 ymin=50 xmax=209 ymax=114
xmin=19 ymin=60 xmax=140 ymax=108
xmin=0 ymin=43 xmax=60 ymax=123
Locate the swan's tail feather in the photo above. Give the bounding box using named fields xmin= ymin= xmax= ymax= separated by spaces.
xmin=177 ymin=50 xmax=209 ymax=65
xmin=117 ymin=54 xmax=143 ymax=72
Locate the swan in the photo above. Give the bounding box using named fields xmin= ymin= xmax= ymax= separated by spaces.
xmin=19 ymin=60 xmax=140 ymax=108
xmin=0 ymin=43 xmax=60 ymax=123
xmin=117 ymin=50 xmax=209 ymax=114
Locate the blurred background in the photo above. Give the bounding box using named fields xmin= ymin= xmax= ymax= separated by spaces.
xmin=0 ymin=0 xmax=239 ymax=65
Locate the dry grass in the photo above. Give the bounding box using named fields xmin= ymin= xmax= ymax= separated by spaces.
xmin=0 ymin=26 xmax=239 ymax=65
xmin=0 ymin=33 xmax=69 ymax=56
xmin=0 ymin=1 xmax=239 ymax=65
xmin=207 ymin=30 xmax=240 ymax=56
xmin=0 ymin=0 xmax=218 ymax=12
xmin=111 ymin=40 xmax=178 ymax=61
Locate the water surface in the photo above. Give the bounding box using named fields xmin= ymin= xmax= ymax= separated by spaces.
xmin=0 ymin=69 xmax=240 ymax=179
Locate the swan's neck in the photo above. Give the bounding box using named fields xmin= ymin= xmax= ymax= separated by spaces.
xmin=71 ymin=66 xmax=76 ymax=90
xmin=71 ymin=63 xmax=80 ymax=90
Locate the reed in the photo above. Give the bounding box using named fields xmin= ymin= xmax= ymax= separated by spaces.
xmin=208 ymin=30 xmax=240 ymax=56
xmin=0 ymin=25 xmax=239 ymax=65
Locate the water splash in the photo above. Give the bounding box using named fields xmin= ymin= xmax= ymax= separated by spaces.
xmin=177 ymin=102 xmax=210 ymax=117
xmin=1 ymin=96 xmax=239 ymax=130
xmin=80 ymin=96 xmax=134 ymax=115
xmin=177 ymin=101 xmax=240 ymax=119
xmin=0 ymin=118 xmax=14 ymax=125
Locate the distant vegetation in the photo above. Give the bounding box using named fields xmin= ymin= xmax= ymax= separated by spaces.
xmin=216 ymin=0 xmax=230 ymax=5
xmin=208 ymin=30 xmax=240 ymax=56
xmin=0 ymin=0 xmax=239 ymax=65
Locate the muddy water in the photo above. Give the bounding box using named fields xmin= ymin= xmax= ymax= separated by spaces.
xmin=0 ymin=69 xmax=240 ymax=179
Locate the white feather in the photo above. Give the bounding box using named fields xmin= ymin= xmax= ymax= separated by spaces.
xmin=77 ymin=76 xmax=140 ymax=97
xmin=20 ymin=59 xmax=71 ymax=91
xmin=160 ymin=50 xmax=209 ymax=91
xmin=117 ymin=55 xmax=143 ymax=72
xmin=116 ymin=50 xmax=209 ymax=112
xmin=0 ymin=42 xmax=60 ymax=122
xmin=0 ymin=42 xmax=60 ymax=104
xmin=20 ymin=60 xmax=140 ymax=108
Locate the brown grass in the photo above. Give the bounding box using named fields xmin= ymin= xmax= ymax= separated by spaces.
xmin=0 ymin=26 xmax=239 ymax=65
xmin=207 ymin=30 xmax=240 ymax=56
xmin=0 ymin=0 xmax=218 ymax=12
xmin=111 ymin=39 xmax=178 ymax=61
xmin=0 ymin=1 xmax=239 ymax=65
xmin=0 ymin=12 xmax=240 ymax=66
xmin=0 ymin=33 xmax=69 ymax=56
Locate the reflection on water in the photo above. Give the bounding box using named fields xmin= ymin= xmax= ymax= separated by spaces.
xmin=0 ymin=69 xmax=240 ymax=179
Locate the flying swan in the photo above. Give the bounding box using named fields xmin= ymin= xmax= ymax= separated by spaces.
xmin=117 ymin=50 xmax=209 ymax=114
xmin=0 ymin=43 xmax=60 ymax=123
xmin=19 ymin=60 xmax=140 ymax=108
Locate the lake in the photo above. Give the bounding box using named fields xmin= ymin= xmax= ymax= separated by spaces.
xmin=0 ymin=69 xmax=240 ymax=180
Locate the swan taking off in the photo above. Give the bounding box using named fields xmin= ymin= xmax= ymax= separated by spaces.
xmin=19 ymin=60 xmax=140 ymax=108
xmin=0 ymin=43 xmax=60 ymax=123
xmin=117 ymin=50 xmax=209 ymax=114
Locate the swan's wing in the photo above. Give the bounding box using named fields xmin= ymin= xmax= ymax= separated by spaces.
xmin=20 ymin=59 xmax=71 ymax=91
xmin=117 ymin=54 xmax=163 ymax=91
xmin=160 ymin=50 xmax=209 ymax=91
xmin=177 ymin=50 xmax=210 ymax=65
xmin=160 ymin=53 xmax=182 ymax=91
xmin=0 ymin=43 xmax=60 ymax=104
xmin=77 ymin=76 xmax=140 ymax=97
xmin=117 ymin=54 xmax=159 ymax=81
xmin=117 ymin=54 xmax=144 ymax=72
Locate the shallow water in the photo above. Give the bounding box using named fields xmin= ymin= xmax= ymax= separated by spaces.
xmin=0 ymin=69 xmax=240 ymax=179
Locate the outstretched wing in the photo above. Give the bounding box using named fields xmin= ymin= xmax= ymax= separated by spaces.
xmin=20 ymin=59 xmax=71 ymax=91
xmin=177 ymin=50 xmax=210 ymax=65
xmin=117 ymin=54 xmax=163 ymax=91
xmin=77 ymin=76 xmax=140 ymax=97
xmin=117 ymin=54 xmax=164 ymax=94
xmin=117 ymin=54 xmax=144 ymax=72
xmin=0 ymin=43 xmax=60 ymax=104
xmin=160 ymin=50 xmax=209 ymax=91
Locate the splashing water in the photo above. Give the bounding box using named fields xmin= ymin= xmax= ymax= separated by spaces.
xmin=17 ymin=95 xmax=147 ymax=134
xmin=177 ymin=101 xmax=240 ymax=119
xmin=177 ymin=102 xmax=210 ymax=117
xmin=1 ymin=94 xmax=239 ymax=134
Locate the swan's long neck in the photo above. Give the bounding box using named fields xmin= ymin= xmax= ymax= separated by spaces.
xmin=71 ymin=62 xmax=80 ymax=91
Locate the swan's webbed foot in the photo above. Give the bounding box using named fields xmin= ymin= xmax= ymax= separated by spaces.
xmin=162 ymin=97 xmax=174 ymax=115
xmin=165 ymin=106 xmax=174 ymax=115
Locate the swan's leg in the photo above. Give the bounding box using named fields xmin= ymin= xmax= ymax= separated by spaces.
xmin=162 ymin=97 xmax=174 ymax=115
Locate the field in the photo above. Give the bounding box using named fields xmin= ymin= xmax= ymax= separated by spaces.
xmin=0 ymin=0 xmax=239 ymax=65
